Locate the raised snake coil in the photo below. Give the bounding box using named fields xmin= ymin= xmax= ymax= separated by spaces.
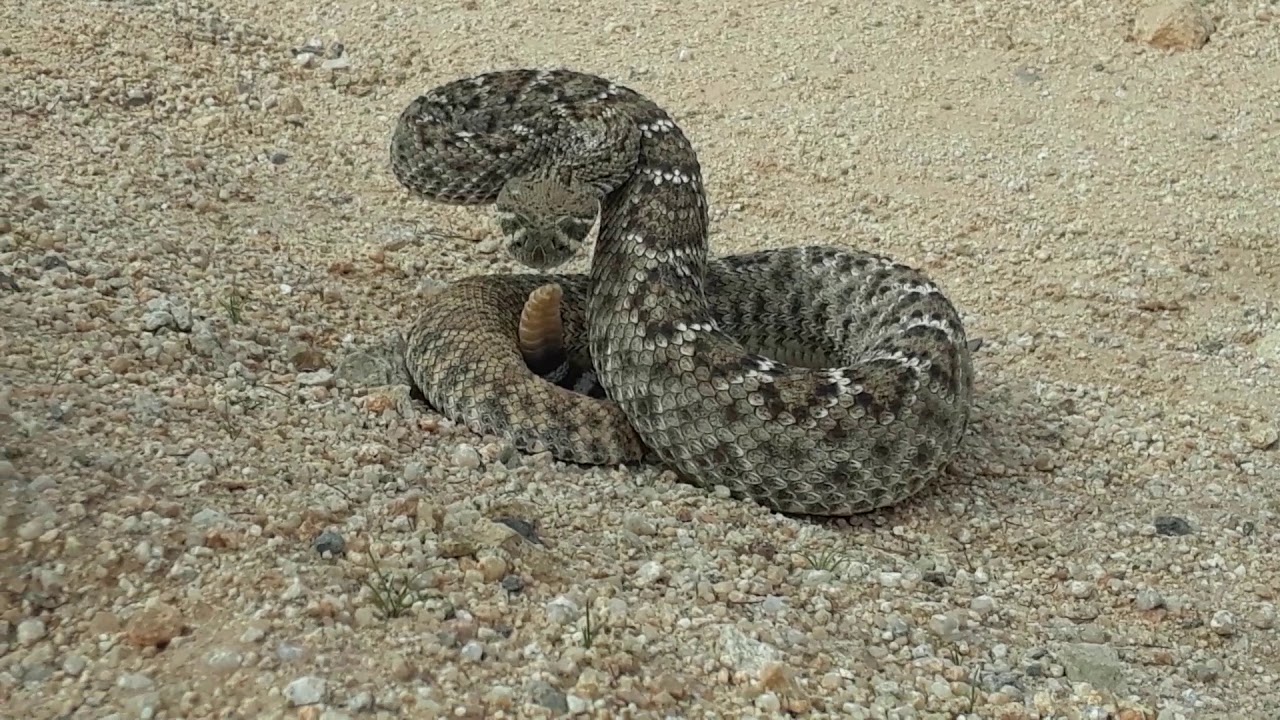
xmin=390 ymin=69 xmax=974 ymax=515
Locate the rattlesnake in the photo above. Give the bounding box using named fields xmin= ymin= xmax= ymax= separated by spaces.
xmin=390 ymin=68 xmax=975 ymax=515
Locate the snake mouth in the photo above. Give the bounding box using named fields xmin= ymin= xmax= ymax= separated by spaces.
xmin=507 ymin=235 xmax=576 ymax=271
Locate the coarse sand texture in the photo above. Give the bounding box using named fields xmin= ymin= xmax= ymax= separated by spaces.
xmin=1 ymin=0 xmax=1278 ymax=718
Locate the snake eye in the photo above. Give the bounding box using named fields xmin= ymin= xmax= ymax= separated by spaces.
xmin=556 ymin=215 xmax=592 ymax=241
xmin=496 ymin=211 xmax=524 ymax=235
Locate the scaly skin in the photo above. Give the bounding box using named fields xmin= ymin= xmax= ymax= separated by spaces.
xmin=391 ymin=69 xmax=975 ymax=515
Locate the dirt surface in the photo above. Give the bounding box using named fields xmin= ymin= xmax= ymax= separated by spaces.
xmin=3 ymin=0 xmax=1279 ymax=718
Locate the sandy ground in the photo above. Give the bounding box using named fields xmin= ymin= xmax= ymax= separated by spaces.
xmin=3 ymin=0 xmax=1279 ymax=718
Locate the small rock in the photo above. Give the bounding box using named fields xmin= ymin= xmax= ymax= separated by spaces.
xmin=567 ymin=694 xmax=591 ymax=714
xmin=1246 ymin=423 xmax=1278 ymax=451
xmin=321 ymin=57 xmax=351 ymax=71
xmin=312 ymin=530 xmax=346 ymax=556
xmin=16 ymin=618 xmax=47 ymax=645
xmin=452 ymin=444 xmax=482 ymax=469
xmin=1079 ymin=624 xmax=1108 ymax=644
xmin=1251 ymin=603 xmax=1277 ymax=630
xmin=279 ymin=94 xmax=305 ymax=115
xmin=546 ymin=596 xmax=580 ymax=625
xmin=353 ymin=607 xmax=376 ymax=627
xmin=477 ymin=554 xmax=507 ymax=582
xmin=929 ymin=614 xmax=960 ymax=640
xmin=1134 ymin=0 xmax=1215 ymax=50
xmin=186 ymin=449 xmax=213 ymax=469
xmin=718 ymin=624 xmax=780 ymax=673
xmin=496 ymin=516 xmax=541 ymax=544
xmin=1068 ymin=581 xmax=1094 ymax=599
xmin=1056 ymin=642 xmax=1128 ymax=693
xmin=345 ymin=692 xmax=374 ymax=712
xmin=297 ymin=369 xmax=335 ymax=387
xmin=61 ymin=655 xmax=87 ymax=676
xmin=403 ymin=461 xmax=427 ymax=483
xmin=623 ymin=513 xmax=656 ymax=536
xmin=1257 ymin=329 xmax=1280 ymax=365
xmin=285 ymin=675 xmax=327 ymax=706
xmin=191 ymin=508 xmax=229 ymax=527
xmin=438 ymin=518 xmax=523 ymax=557
xmin=500 ymin=575 xmax=525 ymax=593
xmin=205 ymin=649 xmax=243 ymax=672
xmin=389 ymin=655 xmax=416 ymax=681
xmin=1189 ymin=660 xmax=1221 ymax=682
xmin=1209 ymin=610 xmax=1236 ymax=636
xmin=1153 ymin=515 xmax=1193 ymax=536
xmin=142 ymin=309 xmax=175 ymax=332
xmin=40 ymin=254 xmax=70 ymax=272
xmin=761 ymin=596 xmax=787 ymax=615
xmin=117 ymin=673 xmax=155 ymax=691
xmin=125 ymin=601 xmax=185 ymax=648
xmin=1134 ymin=589 xmax=1165 ymax=611
xmin=460 ymin=640 xmax=485 ymax=662
xmin=125 ymin=87 xmax=152 ymax=107
xmin=528 ymin=679 xmax=568 ymax=714
xmin=635 ymin=560 xmax=666 ymax=587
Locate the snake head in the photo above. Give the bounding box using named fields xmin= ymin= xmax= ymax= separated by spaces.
xmin=495 ymin=176 xmax=599 ymax=270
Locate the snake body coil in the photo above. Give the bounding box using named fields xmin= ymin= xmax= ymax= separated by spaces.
xmin=391 ymin=69 xmax=974 ymax=515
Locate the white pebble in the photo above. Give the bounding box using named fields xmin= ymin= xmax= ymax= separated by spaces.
xmin=285 ymin=675 xmax=327 ymax=706
xmin=755 ymin=692 xmax=781 ymax=712
xmin=117 ymin=673 xmax=154 ymax=690
xmin=186 ymin=449 xmax=213 ymax=468
xmin=1134 ymin=589 xmax=1165 ymax=611
xmin=566 ymin=694 xmax=590 ymax=714
xmin=452 ymin=444 xmax=482 ymax=469
xmin=1210 ymin=610 xmax=1237 ymax=636
xmin=460 ymin=641 xmax=484 ymax=662
xmin=545 ymin=595 xmax=580 ymax=625
xmin=297 ymin=369 xmax=335 ymax=387
xmin=17 ymin=618 xmax=47 ymax=645
xmin=62 ymin=655 xmax=87 ymax=676
xmin=635 ymin=560 xmax=666 ymax=587
xmin=623 ymin=513 xmax=656 ymax=536
xmin=1068 ymin=581 xmax=1094 ymax=599
xmin=403 ymin=461 xmax=427 ymax=482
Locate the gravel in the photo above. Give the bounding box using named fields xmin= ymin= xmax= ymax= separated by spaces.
xmin=2 ymin=0 xmax=1278 ymax=718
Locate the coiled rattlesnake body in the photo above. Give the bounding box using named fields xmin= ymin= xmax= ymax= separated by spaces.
xmin=391 ymin=69 xmax=974 ymax=515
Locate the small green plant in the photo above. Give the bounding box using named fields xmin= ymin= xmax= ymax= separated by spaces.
xmin=220 ymin=290 xmax=247 ymax=324
xmin=801 ymin=547 xmax=848 ymax=574
xmin=580 ymin=601 xmax=596 ymax=648
xmin=358 ymin=545 xmax=427 ymax=620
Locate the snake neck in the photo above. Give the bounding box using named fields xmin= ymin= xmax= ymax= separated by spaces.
xmin=585 ymin=107 xmax=714 ymax=334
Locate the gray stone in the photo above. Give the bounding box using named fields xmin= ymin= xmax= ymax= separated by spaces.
xmin=528 ymin=679 xmax=568 ymax=714
xmin=285 ymin=675 xmax=326 ymax=706
xmin=1055 ymin=643 xmax=1128 ymax=693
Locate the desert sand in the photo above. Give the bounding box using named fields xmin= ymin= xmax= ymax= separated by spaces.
xmin=2 ymin=0 xmax=1278 ymax=717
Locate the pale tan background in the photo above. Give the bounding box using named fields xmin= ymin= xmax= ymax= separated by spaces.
xmin=2 ymin=0 xmax=1278 ymax=717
